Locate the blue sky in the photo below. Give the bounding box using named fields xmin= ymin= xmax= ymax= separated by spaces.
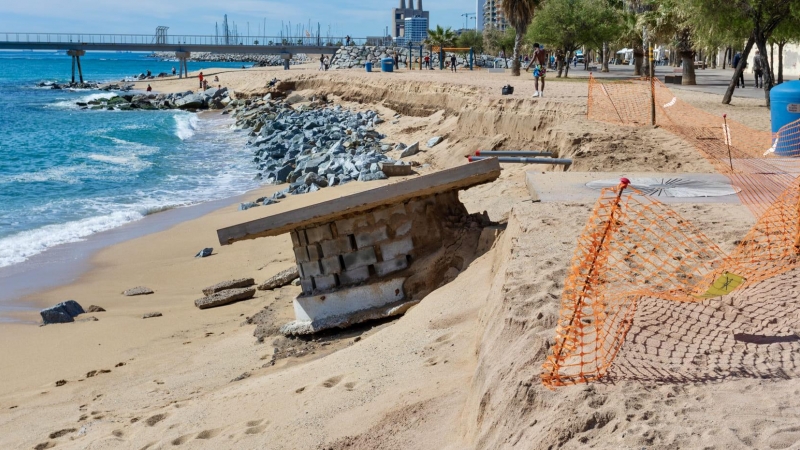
xmin=0 ymin=0 xmax=479 ymax=38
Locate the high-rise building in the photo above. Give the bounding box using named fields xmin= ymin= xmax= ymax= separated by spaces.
xmin=483 ymin=0 xmax=508 ymax=31
xmin=403 ymin=15 xmax=429 ymax=44
xmin=476 ymin=0 xmax=485 ymax=31
xmin=392 ymin=0 xmax=430 ymax=38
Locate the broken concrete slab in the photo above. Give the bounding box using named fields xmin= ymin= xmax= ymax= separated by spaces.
xmin=282 ymin=278 xmax=409 ymax=335
xmin=195 ymin=287 xmax=257 ymax=310
xmin=217 ymin=158 xmax=501 ymax=244
xmin=427 ymin=136 xmax=443 ymax=148
xmin=379 ymin=162 xmax=413 ymax=177
xmin=143 ymin=312 xmax=162 ymax=319
xmin=258 ymin=267 xmax=300 ymax=291
xmin=122 ymin=286 xmax=154 ymax=296
xmin=202 ymin=278 xmax=255 ymax=296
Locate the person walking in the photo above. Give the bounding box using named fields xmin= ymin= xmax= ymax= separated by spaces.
xmin=423 ymin=55 xmax=430 ymax=69
xmin=198 ymin=72 xmax=204 ymax=89
xmin=753 ymin=50 xmax=764 ymax=89
xmin=526 ymin=43 xmax=547 ymax=98
xmin=732 ymin=52 xmax=745 ymax=88
xmin=171 ymin=66 xmax=176 ymax=76
xmin=319 ymin=54 xmax=325 ymax=71
xmin=450 ymin=55 xmax=457 ymax=72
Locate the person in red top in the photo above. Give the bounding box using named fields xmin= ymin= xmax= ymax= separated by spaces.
xmin=198 ymin=72 xmax=204 ymax=89
xmin=146 ymin=84 xmax=152 ymax=92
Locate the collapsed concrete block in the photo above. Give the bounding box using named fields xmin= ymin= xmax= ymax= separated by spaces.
xmin=122 ymin=286 xmax=154 ymax=296
xmin=342 ymin=247 xmax=378 ymax=271
xmin=380 ymin=237 xmax=414 ymax=261
xmin=195 ymin=287 xmax=257 ymax=310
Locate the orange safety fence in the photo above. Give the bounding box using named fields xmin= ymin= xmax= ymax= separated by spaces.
xmin=587 ymin=75 xmax=800 ymax=216
xmin=541 ymin=178 xmax=800 ymax=388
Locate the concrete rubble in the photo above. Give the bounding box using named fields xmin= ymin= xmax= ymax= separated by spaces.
xmin=195 ymin=287 xmax=257 ymax=310
xmin=202 ymin=278 xmax=256 ymax=296
xmin=258 ymin=267 xmax=300 ymax=291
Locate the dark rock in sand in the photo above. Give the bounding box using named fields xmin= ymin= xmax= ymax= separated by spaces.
xmin=195 ymin=248 xmax=213 ymax=258
xmin=258 ymin=267 xmax=300 ymax=291
xmin=202 ymin=278 xmax=255 ymax=296
xmin=231 ymin=372 xmax=251 ymax=382
xmin=55 ymin=380 xmax=67 ymax=387
xmin=40 ymin=300 xmax=85 ymax=325
xmin=77 ymin=316 xmax=99 ymax=322
xmin=143 ymin=312 xmax=163 ymax=319
xmin=122 ymin=286 xmax=154 ymax=296
xmin=195 ymin=287 xmax=256 ymax=310
xmin=86 ymin=305 xmax=106 ymax=313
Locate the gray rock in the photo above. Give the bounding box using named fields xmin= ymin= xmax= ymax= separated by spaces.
xmin=258 ymin=267 xmax=300 ymax=291
xmin=202 ymin=278 xmax=256 ymax=296
xmin=195 ymin=287 xmax=257 ymax=310
xmin=122 ymin=286 xmax=154 ymax=296
xmin=195 ymin=248 xmax=213 ymax=258
xmin=427 ymin=136 xmax=443 ymax=148
xmin=400 ymin=142 xmax=420 ymax=158
xmin=86 ymin=305 xmax=106 ymax=313
xmin=40 ymin=300 xmax=85 ymax=325
xmin=239 ymin=202 xmax=260 ymax=211
xmin=143 ymin=312 xmax=163 ymax=319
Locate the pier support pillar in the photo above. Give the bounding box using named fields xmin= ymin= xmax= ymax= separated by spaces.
xmin=67 ymin=50 xmax=86 ymax=84
xmin=176 ymin=51 xmax=191 ymax=79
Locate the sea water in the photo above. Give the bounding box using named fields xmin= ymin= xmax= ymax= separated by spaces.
xmin=0 ymin=51 xmax=260 ymax=269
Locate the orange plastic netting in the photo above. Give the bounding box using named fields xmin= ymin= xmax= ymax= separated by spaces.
xmin=541 ymin=179 xmax=800 ymax=388
xmin=587 ymin=75 xmax=800 ymax=216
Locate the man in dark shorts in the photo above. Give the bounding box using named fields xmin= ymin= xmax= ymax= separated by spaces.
xmin=525 ymin=43 xmax=547 ymax=97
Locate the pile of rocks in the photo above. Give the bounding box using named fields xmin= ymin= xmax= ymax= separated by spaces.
xmin=76 ymin=87 xmax=233 ymax=112
xmin=228 ymin=95 xmax=407 ymax=200
xmin=329 ymin=46 xmax=481 ymax=70
xmin=37 ymin=81 xmax=100 ymax=90
xmin=148 ymin=52 xmax=310 ymax=66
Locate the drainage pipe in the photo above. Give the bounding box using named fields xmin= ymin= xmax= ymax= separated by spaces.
xmin=467 ymin=156 xmax=572 ymax=165
xmin=475 ymin=150 xmax=555 ymax=157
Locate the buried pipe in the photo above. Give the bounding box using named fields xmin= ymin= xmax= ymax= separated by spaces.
xmin=467 ymin=156 xmax=572 ymax=166
xmin=475 ymin=150 xmax=555 ymax=157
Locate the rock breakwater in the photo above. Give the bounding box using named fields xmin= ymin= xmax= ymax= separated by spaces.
xmin=75 ymin=86 xmax=233 ymax=111
xmin=148 ymin=52 xmax=310 ymax=66
xmin=229 ymin=93 xmax=406 ymax=199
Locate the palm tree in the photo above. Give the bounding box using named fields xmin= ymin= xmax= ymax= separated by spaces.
xmin=501 ymin=0 xmax=540 ymax=76
xmin=425 ymin=25 xmax=457 ymax=51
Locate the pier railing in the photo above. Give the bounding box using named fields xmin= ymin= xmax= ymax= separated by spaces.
xmin=0 ymin=33 xmax=383 ymax=48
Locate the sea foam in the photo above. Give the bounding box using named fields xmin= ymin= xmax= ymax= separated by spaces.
xmin=174 ymin=114 xmax=199 ymax=140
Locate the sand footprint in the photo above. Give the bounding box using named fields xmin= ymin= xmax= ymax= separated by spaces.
xmin=245 ymin=424 xmax=268 ymax=435
xmin=196 ymin=428 xmax=223 ymax=440
xmin=322 ymin=375 xmax=343 ymax=388
xmin=344 ymin=382 xmax=357 ymax=391
xmin=170 ymin=434 xmax=193 ymax=446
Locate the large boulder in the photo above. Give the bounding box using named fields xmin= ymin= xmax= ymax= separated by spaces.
xmin=400 ymin=142 xmax=420 ymax=158
xmin=195 ymin=287 xmax=256 ymax=310
xmin=175 ymin=93 xmax=206 ymax=110
xmin=40 ymin=300 xmax=85 ymax=325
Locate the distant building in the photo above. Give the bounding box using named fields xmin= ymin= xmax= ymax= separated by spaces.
xmin=404 ymin=16 xmax=429 ymax=45
xmin=392 ymin=0 xmax=430 ymax=39
xmin=483 ymin=0 xmax=508 ymax=31
xmin=476 ymin=0 xmax=485 ymax=31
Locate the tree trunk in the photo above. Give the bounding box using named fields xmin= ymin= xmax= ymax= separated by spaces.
xmin=557 ymin=52 xmax=564 ymax=77
xmin=634 ymin=46 xmax=644 ymax=76
xmin=779 ymin=41 xmax=785 ymax=84
xmin=755 ymin=37 xmax=773 ymax=107
xmin=723 ymin=36 xmax=755 ymax=104
xmin=602 ymin=42 xmax=610 ymax=72
xmin=511 ymin=27 xmax=523 ymax=76
xmin=584 ymin=49 xmax=590 ymax=71
xmin=681 ymin=51 xmax=697 ymax=85
xmin=722 ymin=47 xmax=729 ymax=69
xmin=770 ymin=42 xmax=775 ymax=80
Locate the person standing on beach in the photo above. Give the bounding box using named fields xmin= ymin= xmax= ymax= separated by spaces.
xmin=319 ymin=54 xmax=325 ymax=71
xmin=171 ymin=66 xmax=176 ymax=76
xmin=526 ymin=43 xmax=547 ymax=98
xmin=198 ymin=72 xmax=204 ymax=89
xmin=753 ymin=50 xmax=764 ymax=89
xmin=424 ymin=55 xmax=430 ymax=69
xmin=450 ymin=55 xmax=457 ymax=72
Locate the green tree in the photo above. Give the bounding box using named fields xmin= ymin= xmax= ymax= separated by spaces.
xmin=457 ymin=29 xmax=484 ymax=54
xmin=425 ymin=25 xmax=457 ymax=51
xmin=528 ymin=0 xmax=620 ymax=77
xmin=484 ymin=27 xmax=516 ymax=56
xmin=768 ymin=14 xmax=800 ymax=83
xmin=502 ymin=0 xmax=541 ymax=76
xmin=686 ymin=0 xmax=798 ymax=105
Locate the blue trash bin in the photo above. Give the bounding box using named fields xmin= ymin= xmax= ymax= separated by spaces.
xmin=365 ymin=61 xmax=373 ymax=72
xmin=381 ymin=58 xmax=394 ymax=73
xmin=771 ymin=81 xmax=800 ymax=156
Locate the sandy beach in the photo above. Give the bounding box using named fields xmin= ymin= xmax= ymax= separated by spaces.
xmin=1 ymin=64 xmax=792 ymax=450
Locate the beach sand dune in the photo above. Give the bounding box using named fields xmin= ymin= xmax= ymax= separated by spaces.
xmin=0 ymin=66 xmax=790 ymax=449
